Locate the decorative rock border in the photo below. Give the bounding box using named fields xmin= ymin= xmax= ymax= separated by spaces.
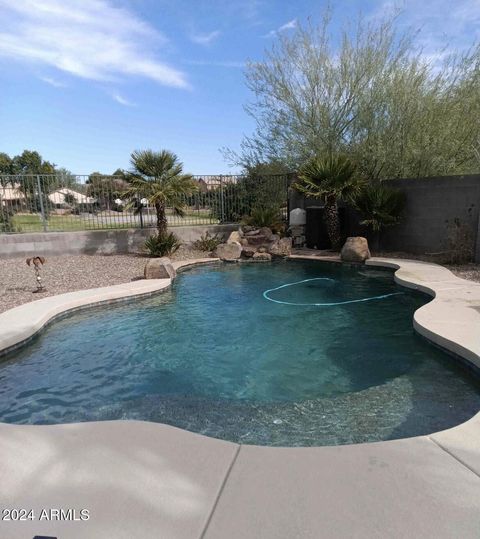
xmin=1 ymin=255 xmax=480 ymax=538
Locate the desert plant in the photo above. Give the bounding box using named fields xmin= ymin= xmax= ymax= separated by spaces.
xmin=193 ymin=231 xmax=223 ymax=251
xmin=228 ymin=10 xmax=480 ymax=179
xmin=293 ymin=155 xmax=363 ymax=249
xmin=243 ymin=205 xmax=284 ymax=233
xmin=444 ymin=218 xmax=475 ymax=264
xmin=126 ymin=150 xmax=197 ymax=235
xmin=353 ymin=183 xmax=405 ymax=250
xmin=144 ymin=231 xmax=181 ymax=257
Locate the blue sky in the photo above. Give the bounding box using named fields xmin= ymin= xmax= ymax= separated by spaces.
xmin=0 ymin=0 xmax=478 ymax=175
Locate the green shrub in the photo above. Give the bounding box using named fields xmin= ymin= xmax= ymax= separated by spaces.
xmin=144 ymin=231 xmax=181 ymax=257
xmin=354 ymin=184 xmax=405 ymax=232
xmin=243 ymin=205 xmax=285 ymax=233
xmin=193 ymin=231 xmax=223 ymax=251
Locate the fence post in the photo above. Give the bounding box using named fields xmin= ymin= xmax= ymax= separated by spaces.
xmin=36 ymin=175 xmax=48 ymax=232
xmin=219 ymin=175 xmax=226 ymax=222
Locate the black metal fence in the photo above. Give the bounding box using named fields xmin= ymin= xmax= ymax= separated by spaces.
xmin=0 ymin=174 xmax=290 ymax=234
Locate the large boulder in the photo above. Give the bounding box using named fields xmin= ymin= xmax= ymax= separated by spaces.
xmin=340 ymin=237 xmax=371 ymax=262
xmin=144 ymin=257 xmax=176 ymax=279
xmin=269 ymin=237 xmax=292 ymax=257
xmin=245 ymin=234 xmax=270 ymax=246
xmin=252 ymin=252 xmax=272 ymax=262
xmin=241 ymin=246 xmax=257 ymax=258
xmin=213 ymin=242 xmax=242 ymax=261
xmin=227 ymin=230 xmax=243 ymax=244
xmin=258 ymin=227 xmax=273 ymax=240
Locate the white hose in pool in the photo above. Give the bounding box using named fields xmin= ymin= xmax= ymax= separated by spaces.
xmin=262 ymin=278 xmax=404 ymax=306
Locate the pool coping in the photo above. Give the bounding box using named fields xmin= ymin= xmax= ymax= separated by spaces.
xmin=0 ymin=258 xmax=219 ymax=357
xmin=1 ymin=255 xmax=480 ymax=538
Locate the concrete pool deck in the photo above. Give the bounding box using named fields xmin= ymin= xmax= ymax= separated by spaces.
xmin=0 ymin=256 xmax=479 ymax=538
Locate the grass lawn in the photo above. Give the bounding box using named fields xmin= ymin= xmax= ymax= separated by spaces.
xmin=12 ymin=212 xmax=219 ymax=233
xmin=13 ymin=214 xmax=88 ymax=232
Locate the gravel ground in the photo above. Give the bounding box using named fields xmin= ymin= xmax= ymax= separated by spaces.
xmin=0 ymin=246 xmax=209 ymax=313
xmin=445 ymin=264 xmax=480 ymax=283
xmin=1 ymin=248 xmax=478 ymax=314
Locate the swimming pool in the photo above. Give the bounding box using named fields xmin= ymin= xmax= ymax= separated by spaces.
xmin=1 ymin=259 xmax=479 ymax=446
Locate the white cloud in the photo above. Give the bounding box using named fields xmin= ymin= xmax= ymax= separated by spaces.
xmin=185 ymin=59 xmax=245 ymax=68
xmin=112 ymin=92 xmax=137 ymax=107
xmin=368 ymin=0 xmax=480 ymax=58
xmin=40 ymin=76 xmax=67 ymax=88
xmin=263 ymin=18 xmax=297 ymax=38
xmin=189 ymin=30 xmax=221 ymax=45
xmin=278 ymin=19 xmax=297 ymax=32
xmin=0 ymin=0 xmax=188 ymax=89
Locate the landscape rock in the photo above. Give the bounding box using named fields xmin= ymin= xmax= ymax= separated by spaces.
xmin=213 ymin=242 xmax=242 ymax=261
xmin=269 ymin=237 xmax=292 ymax=257
xmin=258 ymin=227 xmax=273 ymax=240
xmin=227 ymin=230 xmax=243 ymax=244
xmin=245 ymin=234 xmax=270 ymax=246
xmin=241 ymin=246 xmax=257 ymax=258
xmin=241 ymin=225 xmax=255 ymax=233
xmin=245 ymin=229 xmax=260 ymax=236
xmin=144 ymin=257 xmax=176 ymax=280
xmin=340 ymin=237 xmax=371 ymax=262
xmin=252 ymin=252 xmax=272 ymax=262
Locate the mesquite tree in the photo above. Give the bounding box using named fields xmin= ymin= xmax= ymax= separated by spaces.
xmin=229 ymin=10 xmax=480 ymax=179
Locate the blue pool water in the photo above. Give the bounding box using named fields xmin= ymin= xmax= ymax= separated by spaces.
xmin=1 ymin=260 xmax=480 ymax=446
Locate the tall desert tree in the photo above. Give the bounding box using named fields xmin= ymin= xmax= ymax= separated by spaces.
xmin=229 ymin=10 xmax=480 ymax=179
xmin=126 ymin=150 xmax=197 ymax=235
xmin=294 ymin=155 xmax=363 ymax=249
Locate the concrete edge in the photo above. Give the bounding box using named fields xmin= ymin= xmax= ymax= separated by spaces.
xmin=1 ymin=254 xmax=479 ymax=450
xmin=289 ymin=254 xmax=480 ymax=370
xmin=366 ymin=257 xmax=480 ymax=367
xmin=0 ymin=257 xmax=219 ymax=357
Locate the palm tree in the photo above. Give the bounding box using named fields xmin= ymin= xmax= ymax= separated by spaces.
xmin=126 ymin=150 xmax=197 ymax=235
xmin=293 ymin=155 xmax=363 ymax=249
xmin=353 ymin=183 xmax=405 ymax=251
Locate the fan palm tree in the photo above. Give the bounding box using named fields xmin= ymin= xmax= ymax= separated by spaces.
xmin=353 ymin=183 xmax=405 ymax=250
xmin=293 ymin=155 xmax=363 ymax=249
xmin=126 ymin=150 xmax=197 ymax=235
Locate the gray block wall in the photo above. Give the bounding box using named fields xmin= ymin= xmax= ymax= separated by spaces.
xmin=0 ymin=224 xmax=237 ymax=258
xmin=290 ymin=174 xmax=480 ymax=262
xmin=381 ymin=175 xmax=480 ymax=260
